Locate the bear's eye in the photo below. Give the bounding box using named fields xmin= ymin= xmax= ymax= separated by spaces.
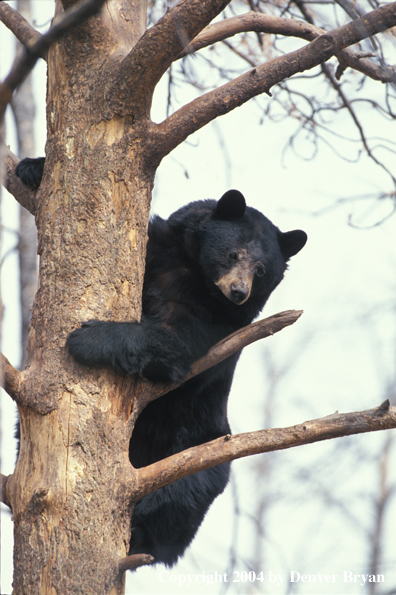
xmin=256 ymin=265 xmax=265 ymax=277
xmin=229 ymin=251 xmax=238 ymax=261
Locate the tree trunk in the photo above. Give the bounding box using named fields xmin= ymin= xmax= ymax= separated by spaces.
xmin=6 ymin=1 xmax=152 ymax=593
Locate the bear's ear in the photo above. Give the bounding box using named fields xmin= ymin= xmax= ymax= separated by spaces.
xmin=278 ymin=230 xmax=307 ymax=260
xmin=215 ymin=190 xmax=246 ymax=220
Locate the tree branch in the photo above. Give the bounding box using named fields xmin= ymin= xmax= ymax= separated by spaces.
xmin=1 ymin=474 xmax=11 ymax=509
xmin=114 ymin=0 xmax=232 ymax=116
xmin=0 ymin=352 xmax=23 ymax=405
xmin=179 ymin=11 xmax=396 ymax=84
xmin=0 ymin=0 xmax=108 ymax=120
xmin=178 ymin=12 xmax=321 ymax=56
xmin=188 ymin=309 xmax=302 ymax=381
xmin=321 ymin=62 xmax=396 ymax=184
xmin=117 ymin=554 xmax=154 ymax=573
xmin=0 ymin=2 xmax=43 ymax=56
xmin=134 ymin=310 xmax=303 ymax=414
xmin=1 ymin=145 xmax=37 ymax=215
xmin=336 ymin=51 xmax=396 ymax=83
xmin=146 ymin=2 xmax=396 ymax=163
xmin=134 ymin=401 xmax=396 ymax=500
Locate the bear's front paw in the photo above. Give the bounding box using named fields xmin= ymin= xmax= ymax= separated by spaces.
xmin=66 ymin=320 xmax=107 ymax=367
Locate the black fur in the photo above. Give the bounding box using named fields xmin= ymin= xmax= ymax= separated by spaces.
xmin=66 ymin=190 xmax=307 ymax=566
xmin=15 ymin=156 xmax=45 ymax=189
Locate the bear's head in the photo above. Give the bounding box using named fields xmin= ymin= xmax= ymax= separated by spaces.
xmin=199 ymin=190 xmax=306 ymax=306
xmin=168 ymin=190 xmax=307 ymax=315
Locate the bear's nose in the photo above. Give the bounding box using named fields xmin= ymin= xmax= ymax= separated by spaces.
xmin=230 ymin=282 xmax=249 ymax=304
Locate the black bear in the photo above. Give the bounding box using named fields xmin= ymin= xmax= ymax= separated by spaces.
xmin=15 ymin=157 xmax=306 ymax=566
xmin=65 ymin=189 xmax=307 ymax=566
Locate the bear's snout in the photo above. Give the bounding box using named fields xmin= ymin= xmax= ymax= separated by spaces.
xmin=230 ymin=282 xmax=250 ymax=304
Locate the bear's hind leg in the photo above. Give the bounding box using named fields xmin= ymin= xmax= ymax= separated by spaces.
xmin=130 ymin=464 xmax=230 ymax=567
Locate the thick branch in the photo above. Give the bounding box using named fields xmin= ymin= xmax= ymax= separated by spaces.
xmin=179 ymin=12 xmax=395 ymax=84
xmin=134 ymin=310 xmax=302 ymax=414
xmin=2 ymin=145 xmax=37 ymax=215
xmin=0 ymin=2 xmax=43 ymax=55
xmin=0 ymin=0 xmax=108 ymax=120
xmin=134 ymin=401 xmax=396 ymax=500
xmin=147 ymin=2 xmax=396 ymax=162
xmin=115 ymin=0 xmax=232 ymax=115
xmin=0 ymin=352 xmax=23 ymax=404
xmin=179 ymin=12 xmax=321 ymax=56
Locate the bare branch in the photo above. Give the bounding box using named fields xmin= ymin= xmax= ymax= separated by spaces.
xmin=0 ymin=0 xmax=108 ymax=120
xmin=336 ymin=51 xmax=396 ymax=83
xmin=1 ymin=474 xmax=11 ymax=509
xmin=135 ymin=310 xmax=303 ymax=413
xmin=179 ymin=12 xmax=321 ymax=56
xmin=179 ymin=11 xmax=396 ymax=84
xmin=134 ymin=401 xmax=396 ymax=500
xmin=115 ymin=0 xmax=232 ymax=115
xmin=188 ymin=309 xmax=302 ymax=380
xmin=2 ymin=145 xmax=37 ymax=215
xmin=321 ymin=62 xmax=396 ymax=184
xmin=0 ymin=352 xmax=23 ymax=405
xmin=117 ymin=554 xmax=154 ymax=573
xmin=147 ymin=2 xmax=396 ymax=163
xmin=0 ymin=2 xmax=43 ymax=55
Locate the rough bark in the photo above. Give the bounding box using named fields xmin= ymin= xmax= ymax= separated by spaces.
xmin=3 ymin=2 xmax=152 ymax=593
xmin=0 ymin=0 xmax=109 ymax=119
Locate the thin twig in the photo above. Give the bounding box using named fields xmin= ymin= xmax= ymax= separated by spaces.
xmin=321 ymin=62 xmax=396 ymax=185
xmin=178 ymin=10 xmax=396 ymax=84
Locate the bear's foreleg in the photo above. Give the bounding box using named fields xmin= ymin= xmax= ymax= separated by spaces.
xmin=66 ymin=318 xmax=193 ymax=383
